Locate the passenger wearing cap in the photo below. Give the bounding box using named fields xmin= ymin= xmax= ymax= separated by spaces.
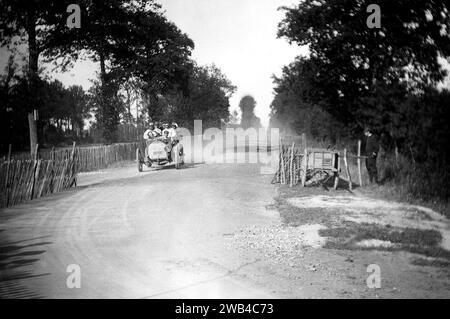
xmin=162 ymin=123 xmax=170 ymax=136
xmin=152 ymin=121 xmax=162 ymax=137
xmin=143 ymin=123 xmax=156 ymax=140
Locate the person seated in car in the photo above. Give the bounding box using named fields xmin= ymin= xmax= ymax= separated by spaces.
xmin=160 ymin=129 xmax=170 ymax=143
xmin=152 ymin=121 xmax=162 ymax=137
xmin=168 ymin=122 xmax=178 ymax=142
xmin=162 ymin=123 xmax=170 ymax=136
xmin=161 ymin=129 xmax=173 ymax=161
xmin=143 ymin=123 xmax=157 ymax=141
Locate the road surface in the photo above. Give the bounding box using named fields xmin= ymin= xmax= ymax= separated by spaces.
xmin=0 ymin=162 xmax=280 ymax=298
xmin=2 ymin=161 xmax=450 ymax=299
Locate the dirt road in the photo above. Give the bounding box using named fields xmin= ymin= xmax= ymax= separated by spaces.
xmin=0 ymin=163 xmax=280 ymax=298
xmin=1 ymin=162 xmax=449 ymax=298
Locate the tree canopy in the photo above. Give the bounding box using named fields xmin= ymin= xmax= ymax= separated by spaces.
xmin=145 ymin=64 xmax=236 ymax=130
xmin=272 ymin=0 xmax=450 ymax=154
xmin=276 ymin=0 xmax=450 ymax=131
xmin=0 ymin=0 xmax=198 ymax=144
xmin=239 ymin=95 xmax=262 ymax=129
xmin=42 ymin=0 xmax=194 ymax=141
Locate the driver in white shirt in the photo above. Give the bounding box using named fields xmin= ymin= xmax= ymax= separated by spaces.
xmin=168 ymin=122 xmax=178 ymax=141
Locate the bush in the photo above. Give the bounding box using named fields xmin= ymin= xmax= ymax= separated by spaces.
xmin=380 ymin=153 xmax=450 ymax=202
xmin=402 ymin=163 xmax=450 ymax=201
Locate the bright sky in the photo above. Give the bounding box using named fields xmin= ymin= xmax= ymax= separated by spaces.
xmin=47 ymin=0 xmax=304 ymax=127
xmin=158 ymin=0 xmax=304 ymax=126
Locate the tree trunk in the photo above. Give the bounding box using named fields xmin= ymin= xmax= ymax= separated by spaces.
xmin=27 ymin=7 xmax=39 ymax=158
xmin=27 ymin=8 xmax=39 ymax=80
xmin=99 ymin=52 xmax=107 ymax=85
xmin=126 ymin=86 xmax=132 ymax=124
xmin=28 ymin=113 xmax=38 ymax=158
xmin=98 ymin=51 xmax=118 ymax=143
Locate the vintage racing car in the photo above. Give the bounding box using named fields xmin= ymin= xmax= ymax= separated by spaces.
xmin=136 ymin=138 xmax=184 ymax=171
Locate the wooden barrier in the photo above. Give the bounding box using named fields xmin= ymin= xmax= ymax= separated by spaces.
xmin=272 ymin=139 xmax=304 ymax=187
xmin=1 ymin=142 xmax=146 ymax=173
xmin=272 ymin=137 xmax=367 ymax=190
xmin=71 ymin=142 xmax=144 ymax=172
xmin=343 ymin=148 xmax=352 ymax=191
xmin=0 ymin=144 xmax=78 ymax=208
xmin=0 ymin=142 xmax=147 ymax=208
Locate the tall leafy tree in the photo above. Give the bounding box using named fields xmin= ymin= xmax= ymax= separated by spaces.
xmin=273 ymin=0 xmax=450 ymax=199
xmin=0 ymin=0 xmax=72 ymax=80
xmin=239 ymin=95 xmax=261 ymax=129
xmin=0 ymin=0 xmax=73 ymax=152
xmin=269 ymin=57 xmax=349 ymax=141
xmin=87 ymin=80 xmax=124 ymax=142
xmin=44 ymin=0 xmax=194 ymax=141
xmin=278 ymin=0 xmax=450 ymax=131
xmin=148 ymin=64 xmax=236 ymax=129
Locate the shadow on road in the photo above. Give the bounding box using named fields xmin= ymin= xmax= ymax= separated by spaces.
xmin=0 ymin=234 xmax=52 ymax=298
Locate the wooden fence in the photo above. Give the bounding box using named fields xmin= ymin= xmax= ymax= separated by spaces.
xmin=0 ymin=144 xmax=77 ymax=208
xmin=272 ymin=135 xmax=367 ymax=190
xmin=1 ymin=142 xmax=145 ymax=173
xmin=272 ymin=143 xmax=304 ymax=187
xmin=0 ymin=142 xmax=146 ymax=208
xmin=70 ymin=142 xmax=145 ymax=172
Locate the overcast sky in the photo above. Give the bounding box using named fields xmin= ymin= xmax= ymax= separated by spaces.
xmin=47 ymin=0 xmax=304 ymax=127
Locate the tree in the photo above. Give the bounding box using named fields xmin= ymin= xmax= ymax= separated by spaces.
xmin=0 ymin=55 xmax=26 ymax=152
xmin=269 ymin=57 xmax=349 ymax=141
xmin=87 ymin=80 xmax=124 ymax=143
xmin=0 ymin=1 xmax=73 ymax=80
xmin=239 ymin=95 xmax=261 ymax=129
xmin=44 ymin=0 xmax=194 ymax=141
xmin=0 ymin=0 xmax=73 ymax=153
xmin=120 ymin=80 xmax=140 ymax=124
xmin=278 ymin=0 xmax=450 ymax=132
xmin=66 ymin=85 xmax=90 ymax=135
xmin=1 ymin=72 xmax=91 ymax=150
xmin=147 ymin=64 xmax=236 ymax=129
xmin=273 ymin=0 xmax=450 ymax=199
xmin=188 ymin=65 xmax=236 ymax=128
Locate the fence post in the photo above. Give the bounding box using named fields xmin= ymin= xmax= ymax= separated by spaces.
xmin=280 ymin=145 xmax=285 ymax=184
xmin=357 ymin=140 xmax=363 ymax=187
xmin=28 ymin=112 xmax=38 ymax=159
xmin=70 ymin=142 xmax=77 ymax=187
xmin=334 ymin=151 xmax=339 ymax=190
xmin=302 ymin=133 xmax=306 ymax=151
xmin=344 ymin=148 xmax=352 ymax=191
xmin=30 ymin=144 xmax=39 ymax=200
xmin=275 ymin=137 xmax=281 ymax=184
xmin=301 ymin=147 xmax=307 ymax=187
xmin=49 ymin=147 xmax=55 ymax=193
xmin=5 ymin=144 xmax=12 ymax=207
xmin=290 ymin=142 xmax=295 ymax=187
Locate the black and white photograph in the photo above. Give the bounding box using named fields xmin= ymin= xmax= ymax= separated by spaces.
xmin=0 ymin=0 xmax=450 ymax=304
